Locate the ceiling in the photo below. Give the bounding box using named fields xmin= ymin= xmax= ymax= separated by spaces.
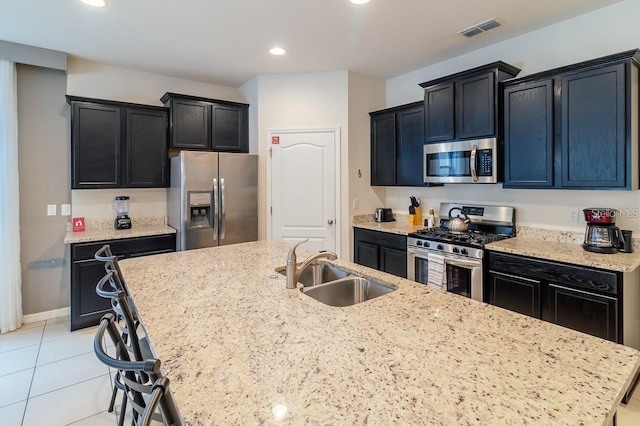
xmin=0 ymin=0 xmax=623 ymax=87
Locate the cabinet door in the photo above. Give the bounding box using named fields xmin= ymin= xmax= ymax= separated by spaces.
xmin=72 ymin=102 xmax=121 ymax=189
xmin=125 ymin=108 xmax=168 ymax=187
xmin=380 ymin=246 xmax=407 ymax=278
xmin=396 ymin=105 xmax=425 ymax=186
xmin=503 ymin=80 xmax=554 ymax=188
xmin=487 ymin=270 xmax=541 ymax=318
xmin=548 ymin=283 xmax=618 ymax=343
xmin=71 ymin=260 xmax=112 ymax=331
xmin=355 ymin=241 xmax=379 ymax=270
xmin=169 ymin=99 xmax=210 ymax=149
xmin=424 ymin=82 xmax=454 ymax=142
xmin=456 ymin=72 xmax=495 ymax=139
xmin=211 ymin=104 xmax=248 ymax=152
xmin=560 ymin=63 xmax=626 ymax=188
xmin=370 ymin=112 xmax=397 ymax=186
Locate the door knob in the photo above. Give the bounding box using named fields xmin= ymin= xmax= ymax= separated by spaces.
xmin=328 ymin=219 xmax=334 ymax=225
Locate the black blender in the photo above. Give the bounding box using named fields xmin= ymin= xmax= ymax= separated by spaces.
xmin=112 ymin=196 xmax=132 ymax=230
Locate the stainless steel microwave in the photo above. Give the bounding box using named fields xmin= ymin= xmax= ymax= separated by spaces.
xmin=423 ymin=138 xmax=498 ymax=184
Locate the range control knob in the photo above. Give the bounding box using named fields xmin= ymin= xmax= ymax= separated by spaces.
xmin=424 ymin=242 xmax=430 ymax=248
xmin=417 ymin=241 xmax=423 ymax=246
xmin=452 ymin=247 xmax=459 ymax=253
xmin=461 ymin=249 xmax=468 ymax=255
xmin=437 ymin=244 xmax=444 ymax=250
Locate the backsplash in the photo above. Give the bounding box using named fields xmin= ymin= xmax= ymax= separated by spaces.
xmin=79 ymin=216 xmax=167 ymax=231
xmin=71 ymin=188 xmax=168 ymax=229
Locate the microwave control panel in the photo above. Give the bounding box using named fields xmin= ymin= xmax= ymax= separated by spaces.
xmin=478 ymin=149 xmax=493 ymax=176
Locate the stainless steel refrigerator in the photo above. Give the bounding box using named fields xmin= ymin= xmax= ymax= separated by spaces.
xmin=168 ymin=151 xmax=258 ymax=251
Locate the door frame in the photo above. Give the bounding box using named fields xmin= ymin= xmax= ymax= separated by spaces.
xmin=266 ymin=127 xmax=341 ymax=257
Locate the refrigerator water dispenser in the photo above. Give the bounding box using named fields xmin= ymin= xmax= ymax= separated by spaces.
xmin=188 ymin=191 xmax=212 ymax=229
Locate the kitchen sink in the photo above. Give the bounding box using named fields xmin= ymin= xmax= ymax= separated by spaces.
xmin=274 ymin=263 xmax=350 ymax=287
xmin=301 ymin=276 xmax=396 ymax=307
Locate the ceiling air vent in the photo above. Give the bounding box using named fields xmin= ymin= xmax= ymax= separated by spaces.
xmin=459 ymin=18 xmax=501 ymax=38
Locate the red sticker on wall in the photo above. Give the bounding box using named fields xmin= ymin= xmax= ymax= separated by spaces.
xmin=271 ymin=136 xmax=280 ymax=144
xmin=72 ymin=217 xmax=85 ymax=232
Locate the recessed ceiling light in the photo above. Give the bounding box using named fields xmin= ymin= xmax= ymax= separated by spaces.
xmin=269 ymin=47 xmax=286 ymax=56
xmin=350 ymin=0 xmax=370 ymax=4
xmin=81 ymin=0 xmax=106 ymax=7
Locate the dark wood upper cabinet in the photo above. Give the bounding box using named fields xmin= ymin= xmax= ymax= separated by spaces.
xmin=502 ymin=49 xmax=640 ymax=190
xmin=370 ymin=102 xmax=429 ymax=187
xmin=420 ymin=62 xmax=520 ymax=143
xmin=71 ymin=102 xmax=121 ymax=189
xmin=68 ymin=96 xmax=168 ymax=189
xmin=161 ymin=93 xmax=249 ymax=153
xmin=211 ymin=104 xmax=248 ymax=152
xmin=503 ymin=79 xmax=554 ymax=188
xmin=456 ymin=71 xmax=495 ymax=139
xmin=370 ymin=111 xmax=396 ymax=186
xmin=560 ymin=63 xmax=626 ymax=188
xmin=168 ymin=98 xmax=210 ymax=150
xmin=125 ymin=108 xmax=168 ymax=188
xmin=424 ymin=82 xmax=454 ymax=142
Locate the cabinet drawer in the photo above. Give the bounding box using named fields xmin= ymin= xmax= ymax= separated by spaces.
xmin=354 ymin=228 xmax=407 ymax=251
xmin=72 ymin=234 xmax=176 ymax=261
xmin=488 ymin=251 xmax=618 ymax=295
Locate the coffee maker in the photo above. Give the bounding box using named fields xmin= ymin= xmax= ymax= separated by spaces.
xmin=583 ymin=208 xmax=625 ymax=253
xmin=112 ymin=196 xmax=132 ymax=230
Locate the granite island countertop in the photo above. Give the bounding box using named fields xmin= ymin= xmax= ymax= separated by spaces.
xmin=120 ymin=240 xmax=640 ymax=425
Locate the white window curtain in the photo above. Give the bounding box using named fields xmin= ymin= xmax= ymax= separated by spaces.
xmin=0 ymin=59 xmax=23 ymax=334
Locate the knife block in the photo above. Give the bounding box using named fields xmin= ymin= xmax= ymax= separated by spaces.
xmin=413 ymin=207 xmax=422 ymax=225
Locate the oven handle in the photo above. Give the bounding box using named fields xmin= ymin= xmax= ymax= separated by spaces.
xmin=470 ymin=144 xmax=478 ymax=182
xmin=444 ymin=256 xmax=481 ymax=269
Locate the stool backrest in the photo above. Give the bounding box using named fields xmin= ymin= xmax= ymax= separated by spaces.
xmin=94 ymin=314 xmax=172 ymax=426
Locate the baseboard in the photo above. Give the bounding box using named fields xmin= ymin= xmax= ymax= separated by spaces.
xmin=23 ymin=307 xmax=70 ymax=324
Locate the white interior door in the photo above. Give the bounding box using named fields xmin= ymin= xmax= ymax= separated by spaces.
xmin=270 ymin=130 xmax=337 ymax=252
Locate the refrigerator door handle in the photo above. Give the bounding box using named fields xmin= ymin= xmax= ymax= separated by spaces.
xmin=212 ymin=178 xmax=219 ymax=241
xmin=220 ymin=178 xmax=226 ymax=239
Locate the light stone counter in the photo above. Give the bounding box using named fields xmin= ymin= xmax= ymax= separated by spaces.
xmin=487 ymin=234 xmax=640 ymax=273
xmin=120 ymin=240 xmax=640 ymax=425
xmin=353 ymin=215 xmax=424 ymax=235
xmin=64 ymin=225 xmax=176 ymax=244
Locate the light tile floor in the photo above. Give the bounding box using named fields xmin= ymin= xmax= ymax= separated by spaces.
xmin=1 ymin=315 xmax=640 ymax=425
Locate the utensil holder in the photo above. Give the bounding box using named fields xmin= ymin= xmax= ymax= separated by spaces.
xmin=408 ymin=214 xmax=415 ymax=225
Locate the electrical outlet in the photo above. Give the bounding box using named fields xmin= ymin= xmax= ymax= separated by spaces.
xmin=568 ymin=208 xmax=580 ymax=223
xmin=353 ymin=198 xmax=359 ymax=210
xmin=61 ymin=204 xmax=71 ymax=216
xmin=47 ymin=204 xmax=56 ymax=216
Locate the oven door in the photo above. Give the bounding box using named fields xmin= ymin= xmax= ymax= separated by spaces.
xmin=407 ymin=246 xmax=439 ymax=288
xmin=444 ymin=256 xmax=483 ymax=301
xmin=408 ymin=246 xmax=483 ymax=301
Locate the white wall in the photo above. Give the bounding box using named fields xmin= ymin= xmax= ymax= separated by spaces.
xmin=249 ymin=71 xmax=351 ymax=256
xmin=383 ymin=0 xmax=640 ymax=232
xmin=347 ymin=72 xmax=386 ymax=259
xmin=67 ymin=57 xmax=246 ymax=222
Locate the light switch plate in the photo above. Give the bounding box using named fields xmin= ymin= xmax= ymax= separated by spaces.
xmin=47 ymin=204 xmax=56 ymax=216
xmin=61 ymin=204 xmax=71 ymax=216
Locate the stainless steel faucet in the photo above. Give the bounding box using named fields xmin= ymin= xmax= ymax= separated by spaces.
xmin=285 ymin=239 xmax=337 ymax=289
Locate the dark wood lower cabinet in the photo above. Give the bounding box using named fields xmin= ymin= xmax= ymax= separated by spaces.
xmin=354 ymin=228 xmax=407 ymax=278
xmin=548 ymin=283 xmax=618 ymax=342
xmin=486 ymin=251 xmax=622 ymax=344
xmin=70 ymin=234 xmax=176 ymax=331
xmin=487 ymin=270 xmax=541 ymax=319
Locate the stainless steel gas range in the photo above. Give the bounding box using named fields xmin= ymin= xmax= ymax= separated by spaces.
xmin=407 ymin=203 xmax=516 ymax=301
